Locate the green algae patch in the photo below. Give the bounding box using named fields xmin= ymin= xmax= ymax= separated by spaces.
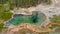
xmin=0 ymin=4 xmax=13 ymax=21
xmin=0 ymin=12 xmax=13 ymax=21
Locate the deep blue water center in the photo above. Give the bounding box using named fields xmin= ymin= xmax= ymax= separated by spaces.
xmin=5 ymin=11 xmax=45 ymax=26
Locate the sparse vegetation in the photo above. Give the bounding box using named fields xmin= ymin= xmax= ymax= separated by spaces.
xmin=42 ymin=0 xmax=52 ymax=4
xmin=49 ymin=15 xmax=60 ymax=29
xmin=0 ymin=23 xmax=6 ymax=32
xmin=0 ymin=0 xmax=52 ymax=9
xmin=9 ymin=0 xmax=52 ymax=8
xmin=50 ymin=15 xmax=60 ymax=23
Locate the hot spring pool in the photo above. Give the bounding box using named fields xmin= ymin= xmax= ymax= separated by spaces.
xmin=5 ymin=11 xmax=46 ymax=26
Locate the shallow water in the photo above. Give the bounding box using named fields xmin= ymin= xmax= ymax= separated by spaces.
xmin=5 ymin=11 xmax=46 ymax=26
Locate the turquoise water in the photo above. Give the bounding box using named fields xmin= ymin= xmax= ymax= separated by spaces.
xmin=5 ymin=11 xmax=45 ymax=26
